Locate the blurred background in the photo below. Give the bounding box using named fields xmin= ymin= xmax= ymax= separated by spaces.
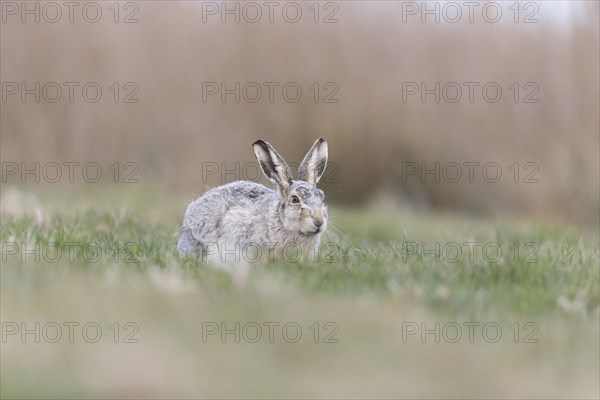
xmin=2 ymin=2 xmax=599 ymax=399
xmin=1 ymin=0 xmax=598 ymax=223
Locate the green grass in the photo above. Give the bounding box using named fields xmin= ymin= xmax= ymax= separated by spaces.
xmin=1 ymin=185 xmax=599 ymax=399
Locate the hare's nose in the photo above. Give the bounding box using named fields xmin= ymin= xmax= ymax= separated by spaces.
xmin=314 ymin=219 xmax=324 ymax=228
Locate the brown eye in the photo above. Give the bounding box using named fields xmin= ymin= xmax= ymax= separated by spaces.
xmin=291 ymin=195 xmax=300 ymax=204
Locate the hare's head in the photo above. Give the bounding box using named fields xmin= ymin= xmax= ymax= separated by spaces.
xmin=253 ymin=138 xmax=328 ymax=236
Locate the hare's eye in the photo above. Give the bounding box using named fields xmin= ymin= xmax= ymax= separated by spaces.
xmin=291 ymin=195 xmax=300 ymax=204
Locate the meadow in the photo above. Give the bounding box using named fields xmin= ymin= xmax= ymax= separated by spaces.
xmin=1 ymin=185 xmax=598 ymax=398
xmin=2 ymin=1 xmax=599 ymax=398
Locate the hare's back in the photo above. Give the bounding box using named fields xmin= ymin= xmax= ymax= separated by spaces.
xmin=225 ymin=180 xmax=273 ymax=200
xmin=218 ymin=181 xmax=275 ymax=205
xmin=193 ymin=181 xmax=275 ymax=211
xmin=184 ymin=181 xmax=274 ymax=231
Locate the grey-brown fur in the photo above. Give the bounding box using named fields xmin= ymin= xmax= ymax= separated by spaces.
xmin=177 ymin=138 xmax=329 ymax=263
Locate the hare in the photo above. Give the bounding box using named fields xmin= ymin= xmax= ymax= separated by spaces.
xmin=177 ymin=138 xmax=328 ymax=263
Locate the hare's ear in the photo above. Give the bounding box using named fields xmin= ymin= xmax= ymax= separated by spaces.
xmin=252 ymin=140 xmax=292 ymax=191
xmin=298 ymin=137 xmax=328 ymax=185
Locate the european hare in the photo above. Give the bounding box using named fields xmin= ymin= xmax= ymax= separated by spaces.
xmin=177 ymin=138 xmax=328 ymax=263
